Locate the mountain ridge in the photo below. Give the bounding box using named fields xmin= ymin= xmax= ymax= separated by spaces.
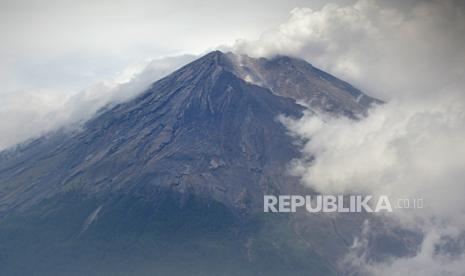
xmin=0 ymin=50 xmax=395 ymax=276
xmin=0 ymin=50 xmax=380 ymax=216
xmin=0 ymin=51 xmax=306 ymax=215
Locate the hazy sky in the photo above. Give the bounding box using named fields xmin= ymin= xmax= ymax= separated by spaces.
xmin=0 ymin=0 xmax=356 ymax=92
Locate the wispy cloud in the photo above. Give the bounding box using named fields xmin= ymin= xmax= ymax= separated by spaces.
xmin=0 ymin=54 xmax=195 ymax=150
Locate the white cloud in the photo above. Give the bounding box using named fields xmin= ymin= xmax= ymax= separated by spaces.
xmin=343 ymin=221 xmax=465 ymax=276
xmin=0 ymin=54 xmax=195 ymax=150
xmin=283 ymin=92 xmax=465 ymax=227
xmin=234 ymin=0 xmax=465 ymax=101
xmin=284 ymin=91 xmax=465 ymax=274
xmin=247 ymin=0 xmax=465 ymax=274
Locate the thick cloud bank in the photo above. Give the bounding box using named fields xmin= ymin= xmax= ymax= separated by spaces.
xmin=0 ymin=55 xmax=194 ymax=150
xmin=234 ymin=0 xmax=465 ymax=101
xmin=283 ymin=94 xmax=465 ymax=274
xmin=284 ymin=93 xmax=465 ymax=227
xmin=236 ymin=0 xmax=465 ymax=275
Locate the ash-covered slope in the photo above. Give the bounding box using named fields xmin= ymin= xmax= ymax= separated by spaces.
xmin=0 ymin=51 xmax=393 ymax=276
xmin=227 ymin=52 xmax=380 ymax=116
xmin=0 ymin=51 xmax=304 ymax=215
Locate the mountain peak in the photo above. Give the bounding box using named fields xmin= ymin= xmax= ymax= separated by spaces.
xmin=126 ymin=50 xmax=378 ymax=119
xmin=203 ymin=49 xmax=226 ymax=58
xmin=194 ymin=50 xmax=232 ymax=68
xmin=215 ymin=52 xmax=378 ymax=116
xmin=0 ymin=48 xmax=383 ymax=275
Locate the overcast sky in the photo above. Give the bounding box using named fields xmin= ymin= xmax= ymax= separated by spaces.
xmin=0 ymin=0 xmax=359 ymax=92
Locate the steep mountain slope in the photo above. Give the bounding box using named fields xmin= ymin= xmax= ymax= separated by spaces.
xmin=0 ymin=51 xmax=305 ymax=215
xmin=0 ymin=51 xmax=391 ymax=275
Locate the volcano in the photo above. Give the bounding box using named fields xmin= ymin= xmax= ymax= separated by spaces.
xmin=0 ymin=51 xmax=399 ymax=276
